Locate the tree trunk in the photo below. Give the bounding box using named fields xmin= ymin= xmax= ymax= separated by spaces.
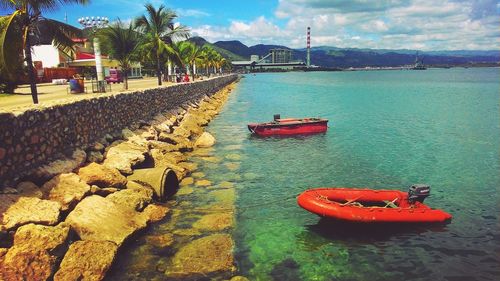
xmin=156 ymin=55 xmax=162 ymax=86
xmin=24 ymin=33 xmax=38 ymax=104
xmin=123 ymin=68 xmax=129 ymax=90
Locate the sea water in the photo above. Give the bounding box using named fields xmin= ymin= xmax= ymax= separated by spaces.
xmin=110 ymin=68 xmax=500 ymax=281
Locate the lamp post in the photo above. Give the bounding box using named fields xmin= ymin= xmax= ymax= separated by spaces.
xmin=78 ymin=16 xmax=109 ymax=92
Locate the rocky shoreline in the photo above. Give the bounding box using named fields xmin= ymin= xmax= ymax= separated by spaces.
xmin=0 ymin=80 xmax=247 ymax=280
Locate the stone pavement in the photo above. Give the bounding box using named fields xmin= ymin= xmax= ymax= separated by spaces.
xmin=0 ymin=77 xmax=174 ymax=111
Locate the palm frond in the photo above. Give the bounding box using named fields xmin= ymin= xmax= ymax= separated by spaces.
xmin=0 ymin=13 xmax=24 ymax=79
xmin=30 ymin=0 xmax=89 ymax=12
xmin=38 ymin=18 xmax=82 ymax=52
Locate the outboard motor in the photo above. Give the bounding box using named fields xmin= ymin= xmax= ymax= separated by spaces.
xmin=408 ymin=184 xmax=430 ymax=204
xmin=273 ymin=114 xmax=281 ymax=121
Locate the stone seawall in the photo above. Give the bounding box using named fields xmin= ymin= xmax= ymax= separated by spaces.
xmin=0 ymin=75 xmax=238 ymax=186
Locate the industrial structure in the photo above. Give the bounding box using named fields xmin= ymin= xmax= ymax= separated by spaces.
xmin=232 ymin=48 xmax=304 ymax=71
xmin=231 ymin=27 xmax=313 ymax=71
xmin=307 ymin=27 xmax=311 ymax=67
xmin=270 ymin=49 xmax=293 ymax=63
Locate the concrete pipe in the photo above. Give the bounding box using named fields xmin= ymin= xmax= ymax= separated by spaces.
xmin=127 ymin=167 xmax=179 ymax=201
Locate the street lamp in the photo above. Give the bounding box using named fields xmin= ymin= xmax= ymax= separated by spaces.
xmin=78 ymin=16 xmax=109 ymax=92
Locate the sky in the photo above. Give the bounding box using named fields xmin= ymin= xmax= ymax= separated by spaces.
xmin=2 ymin=0 xmax=500 ymax=50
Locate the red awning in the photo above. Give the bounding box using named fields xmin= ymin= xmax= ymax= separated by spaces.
xmin=75 ymin=52 xmax=108 ymax=60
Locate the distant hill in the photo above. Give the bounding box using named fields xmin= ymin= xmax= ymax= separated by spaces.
xmin=187 ymin=37 xmax=246 ymax=61
xmin=196 ymin=37 xmax=500 ymax=68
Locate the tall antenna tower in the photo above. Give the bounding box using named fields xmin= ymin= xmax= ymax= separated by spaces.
xmin=306 ymin=27 xmax=311 ymax=67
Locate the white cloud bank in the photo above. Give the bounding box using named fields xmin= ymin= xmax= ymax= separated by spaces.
xmin=191 ymin=0 xmax=500 ymax=50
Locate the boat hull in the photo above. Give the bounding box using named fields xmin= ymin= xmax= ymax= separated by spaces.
xmin=297 ymin=188 xmax=452 ymax=223
xmin=248 ymin=118 xmax=328 ymax=136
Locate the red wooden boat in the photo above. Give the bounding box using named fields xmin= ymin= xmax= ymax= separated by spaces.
xmin=297 ymin=185 xmax=452 ymax=223
xmin=248 ymin=114 xmax=328 ymax=136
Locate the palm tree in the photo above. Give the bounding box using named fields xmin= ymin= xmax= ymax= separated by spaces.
xmin=0 ymin=0 xmax=87 ymax=104
xmin=98 ymin=19 xmax=140 ymax=90
xmin=200 ymin=46 xmax=218 ymax=77
xmin=167 ymin=41 xmax=204 ymax=81
xmin=214 ymin=54 xmax=227 ymax=75
xmin=134 ymin=3 xmax=189 ymax=86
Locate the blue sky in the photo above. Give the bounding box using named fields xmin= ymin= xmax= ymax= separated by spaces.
xmin=2 ymin=0 xmax=499 ymax=50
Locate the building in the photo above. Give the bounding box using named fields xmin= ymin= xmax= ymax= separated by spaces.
xmin=30 ymin=29 xmax=141 ymax=82
xmin=232 ymin=49 xmax=304 ymax=72
xmin=270 ymin=49 xmax=292 ymax=63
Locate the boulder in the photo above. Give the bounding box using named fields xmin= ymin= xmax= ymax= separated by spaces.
xmin=194 ymin=132 xmax=216 ymax=148
xmin=92 ymin=187 xmax=119 ymax=197
xmin=195 ymin=179 xmax=211 ymax=187
xmin=41 ymin=173 xmax=91 ymax=211
xmin=177 ymin=115 xmax=204 ymax=137
xmin=78 ymin=163 xmax=127 ymax=189
xmin=172 ymin=126 xmax=191 ymax=139
xmin=65 ymin=195 xmax=147 ymax=246
xmin=121 ymin=128 xmax=136 ymax=139
xmin=158 ymin=132 xmax=186 ymax=144
xmin=140 ymin=129 xmax=157 ymax=140
xmin=106 ymin=188 xmax=153 ymax=212
xmin=179 ymin=177 xmax=194 ymax=186
xmin=0 ymin=195 xmax=61 ymax=231
xmin=86 ymin=151 xmax=104 ymax=163
xmin=230 ymin=276 xmax=251 ymax=281
xmin=54 ymin=240 xmax=118 ymax=281
xmin=0 ymin=223 xmax=70 ymax=281
xmin=145 ymin=233 xmax=174 ymax=248
xmin=177 ymin=161 xmax=198 ymax=172
xmin=16 ymin=181 xmax=42 ymax=198
xmin=166 ymin=234 xmax=235 ymax=278
xmin=193 ymin=212 xmax=233 ymax=232
xmin=141 ymin=204 xmax=169 ymax=223
xmin=103 ymin=141 xmax=148 ymax=175
xmin=91 ymin=142 xmax=105 ymax=152
xmin=31 ymin=149 xmax=87 ymax=183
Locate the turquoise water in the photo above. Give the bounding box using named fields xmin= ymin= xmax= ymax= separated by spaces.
xmin=109 ymin=68 xmax=499 ymax=281
xmin=206 ymin=68 xmax=500 ymax=280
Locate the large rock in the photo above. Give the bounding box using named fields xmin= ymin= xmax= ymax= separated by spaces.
xmin=106 ymin=188 xmax=153 ymax=212
xmin=177 ymin=113 xmax=204 ymax=137
xmin=141 ymin=204 xmax=169 ymax=223
xmin=65 ymin=195 xmax=147 ymax=246
xmin=194 ymin=132 xmax=216 ymax=148
xmin=16 ymin=181 xmax=42 ymax=198
xmin=0 ymin=223 xmax=70 ymax=281
xmin=193 ymin=212 xmax=233 ymax=232
xmin=86 ymin=151 xmax=104 ymax=163
xmin=0 ymin=195 xmax=61 ymax=231
xmin=145 ymin=233 xmax=174 ymax=248
xmin=78 ymin=163 xmax=127 ymax=188
xmin=54 ymin=240 xmax=118 ymax=281
xmin=41 ymin=173 xmax=91 ymax=211
xmin=31 ymin=149 xmax=87 ymax=183
xmin=166 ymin=234 xmax=235 ymax=278
xmin=103 ymin=141 xmax=148 ymax=175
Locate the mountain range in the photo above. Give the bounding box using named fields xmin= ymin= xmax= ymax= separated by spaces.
xmin=188 ymin=37 xmax=500 ymax=68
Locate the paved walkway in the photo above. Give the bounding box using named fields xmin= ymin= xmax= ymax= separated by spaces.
xmin=0 ymin=77 xmax=174 ymax=111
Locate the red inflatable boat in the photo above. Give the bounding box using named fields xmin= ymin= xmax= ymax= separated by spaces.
xmin=297 ymin=185 xmax=452 ymax=223
xmin=248 ymin=114 xmax=328 ymax=136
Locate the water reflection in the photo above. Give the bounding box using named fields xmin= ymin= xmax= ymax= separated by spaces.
xmin=306 ymin=218 xmax=450 ymax=243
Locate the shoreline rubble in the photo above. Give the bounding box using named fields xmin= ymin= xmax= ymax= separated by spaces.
xmin=0 ymin=79 xmax=246 ymax=280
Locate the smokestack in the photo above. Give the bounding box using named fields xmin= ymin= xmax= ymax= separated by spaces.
xmin=307 ymin=27 xmax=311 ymax=67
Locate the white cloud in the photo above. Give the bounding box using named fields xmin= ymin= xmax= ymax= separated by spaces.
xmin=192 ymin=0 xmax=500 ymax=50
xmin=176 ymin=8 xmax=210 ymax=18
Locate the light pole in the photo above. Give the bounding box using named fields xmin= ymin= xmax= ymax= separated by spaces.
xmin=78 ymin=16 xmax=109 ymax=92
